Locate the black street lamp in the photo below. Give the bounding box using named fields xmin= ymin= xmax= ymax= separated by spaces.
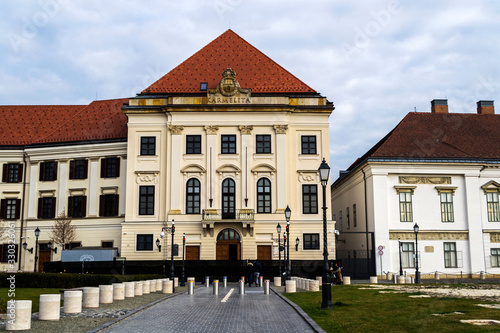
xmin=398 ymin=238 xmax=403 ymax=276
xmin=283 ymin=231 xmax=287 ymax=283
xmin=34 ymin=227 xmax=40 ymax=273
xmin=295 ymin=237 xmax=300 ymax=251
xmin=47 ymin=241 xmax=57 ymax=254
xmin=277 ymin=223 xmax=282 ymax=279
xmin=413 ymin=223 xmax=420 ymax=284
xmin=181 ymin=233 xmax=186 ymax=287
xmin=155 ymin=238 xmax=161 ymax=252
xmin=319 ymin=158 xmax=332 ymax=309
xmin=160 ymin=220 xmax=176 ymax=292
xmin=284 ymin=205 xmax=291 ymax=280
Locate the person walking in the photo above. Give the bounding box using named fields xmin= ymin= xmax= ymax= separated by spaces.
xmin=253 ymin=260 xmax=262 ymax=286
xmin=246 ymin=262 xmax=254 ymax=286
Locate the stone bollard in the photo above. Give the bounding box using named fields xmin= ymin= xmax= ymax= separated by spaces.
xmin=163 ymin=280 xmax=173 ymax=294
xmin=343 ymin=276 xmax=351 ymax=285
xmin=386 ymin=272 xmax=393 ymax=281
xmin=304 ymin=279 xmax=310 ymax=291
xmin=405 ymin=276 xmax=412 ymax=284
xmin=134 ymin=281 xmax=143 ymax=296
xmin=205 ymin=276 xmax=210 ymax=287
xmin=259 ymin=276 xmax=263 ymax=288
xmin=393 ymin=275 xmax=398 ymax=284
xmin=156 ymin=279 xmax=163 ymax=291
xmin=143 ymin=280 xmax=150 ymax=294
xmin=6 ymin=300 xmax=32 ymax=331
xmin=285 ymin=280 xmax=296 ymax=293
xmin=64 ymin=290 xmax=83 ymax=313
xmin=213 ymin=280 xmax=219 ymax=295
xmin=148 ymin=280 xmax=156 ymax=292
xmin=187 ymin=280 xmax=194 ymax=295
xmin=274 ymin=276 xmax=281 ymax=287
xmin=39 ymin=294 xmax=61 ymax=321
xmin=370 ymin=276 xmax=378 ymax=284
xmin=113 ymin=283 xmax=125 ymax=300
xmin=223 ymin=276 xmax=227 ymax=288
xmin=397 ymin=276 xmax=405 ymax=284
xmin=124 ymin=282 xmax=135 ymax=298
xmin=82 ymin=287 xmax=100 ymax=308
xmin=239 ymin=279 xmax=245 ymax=295
xmin=316 ymin=276 xmax=322 ymax=284
xmin=264 ymin=279 xmax=270 ymax=294
xmin=174 ymin=277 xmax=179 ymax=287
xmin=99 ymin=285 xmax=113 ymax=304
xmin=480 ymin=271 xmax=486 ymax=280
xmin=310 ymin=280 xmax=320 ymax=291
xmin=434 ymin=271 xmax=440 ymax=280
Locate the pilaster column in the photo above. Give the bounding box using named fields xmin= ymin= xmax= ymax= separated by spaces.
xmin=88 ymin=157 xmax=99 ymax=217
xmin=239 ymin=126 xmax=253 ymax=208
xmin=28 ymin=163 xmax=38 ymax=218
xmin=120 ymin=157 xmax=127 ymax=216
xmin=274 ymin=125 xmax=288 ymax=211
xmin=464 ymin=173 xmax=484 ymax=273
xmin=169 ymin=125 xmax=184 ymax=214
xmin=57 ymin=160 xmax=68 ymax=216
xmin=204 ymin=126 xmax=219 ymax=208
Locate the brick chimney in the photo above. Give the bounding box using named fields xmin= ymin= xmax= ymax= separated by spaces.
xmin=431 ymin=99 xmax=448 ymax=113
xmin=477 ymin=100 xmax=495 ymax=114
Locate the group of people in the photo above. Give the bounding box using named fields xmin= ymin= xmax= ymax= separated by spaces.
xmin=330 ymin=262 xmax=343 ymax=285
xmin=246 ymin=259 xmax=262 ymax=286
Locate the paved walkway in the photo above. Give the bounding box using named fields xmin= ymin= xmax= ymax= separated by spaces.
xmin=98 ymin=284 xmax=321 ymax=333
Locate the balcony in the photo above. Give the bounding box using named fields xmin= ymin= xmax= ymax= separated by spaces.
xmin=202 ymin=209 xmax=254 ymax=221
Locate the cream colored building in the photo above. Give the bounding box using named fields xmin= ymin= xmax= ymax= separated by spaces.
xmin=0 ymin=30 xmax=334 ymax=275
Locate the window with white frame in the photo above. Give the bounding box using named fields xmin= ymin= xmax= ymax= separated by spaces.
xmin=401 ymin=242 xmax=415 ymax=268
xmin=440 ymin=191 xmax=454 ymax=222
xmin=399 ymin=190 xmax=413 ymax=222
xmin=491 ymin=248 xmax=500 ymax=268
xmin=487 ymin=192 xmax=500 ymax=222
xmin=444 ymin=242 xmax=458 ymax=268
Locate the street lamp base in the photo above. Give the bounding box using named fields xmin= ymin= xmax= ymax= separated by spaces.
xmin=321 ymin=281 xmax=333 ymax=309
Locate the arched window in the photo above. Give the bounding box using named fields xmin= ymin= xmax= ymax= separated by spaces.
xmin=257 ymin=178 xmax=271 ymax=213
xmin=222 ymin=178 xmax=236 ymax=219
xmin=217 ymin=228 xmax=241 ymax=241
xmin=186 ymin=178 xmax=200 ymax=214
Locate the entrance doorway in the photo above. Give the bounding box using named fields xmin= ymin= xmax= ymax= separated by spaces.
xmin=222 ymin=179 xmax=235 ymax=219
xmin=38 ymin=243 xmax=51 ymax=272
xmin=216 ymin=228 xmax=241 ymax=260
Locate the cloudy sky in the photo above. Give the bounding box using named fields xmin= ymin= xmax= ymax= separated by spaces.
xmin=1 ymin=0 xmax=499 ymax=180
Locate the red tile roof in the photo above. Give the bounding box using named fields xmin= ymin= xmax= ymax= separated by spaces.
xmin=0 ymin=99 xmax=128 ymax=146
xmin=347 ymin=112 xmax=500 ymax=171
xmin=143 ymin=30 xmax=316 ymax=94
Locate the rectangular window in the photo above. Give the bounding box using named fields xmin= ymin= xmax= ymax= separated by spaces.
xmin=399 ymin=191 xmax=413 ymax=222
xmin=346 ymin=207 xmax=350 ymax=229
xmin=68 ymin=196 xmax=87 ymax=218
xmin=2 ymin=163 xmax=23 ymax=183
xmin=339 ymin=211 xmax=343 ymax=231
xmin=301 ymin=136 xmax=317 ymax=155
xmin=487 ymin=192 xmax=500 ymax=222
xmin=39 ymin=161 xmax=57 ymax=181
xmin=0 ymin=244 xmax=18 ymax=263
xmin=440 ymin=192 xmax=454 ymax=222
xmin=136 ymin=234 xmax=153 ymax=251
xmin=444 ymin=242 xmax=458 ymax=268
xmin=38 ymin=197 xmax=56 ymax=219
xmin=101 ymin=157 xmax=120 ymax=178
xmin=221 ymin=135 xmax=236 ymax=154
xmin=69 ymin=159 xmax=88 ymax=180
xmin=491 ymin=248 xmax=500 ymax=267
xmin=140 ymin=137 xmax=156 ymax=156
xmin=303 ymin=233 xmax=320 ymax=250
xmin=99 ymin=194 xmax=119 ymax=217
xmin=401 ymin=242 xmax=415 ymax=268
xmin=353 ymin=204 xmax=357 ymax=228
xmin=302 ymin=185 xmax=318 ymax=214
xmin=64 ymin=242 xmax=82 ymax=250
xmin=139 ymin=186 xmax=155 ymax=215
xmin=101 ymin=241 xmax=114 ymax=248
xmin=0 ymin=199 xmax=21 ymax=220
xmin=256 ymin=135 xmax=271 ymax=154
xmin=186 ymin=135 xmax=202 ymax=154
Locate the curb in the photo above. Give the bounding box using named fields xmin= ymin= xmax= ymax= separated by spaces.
xmin=87 ymin=291 xmax=188 ymax=333
xmin=270 ymin=287 xmax=326 ymax=333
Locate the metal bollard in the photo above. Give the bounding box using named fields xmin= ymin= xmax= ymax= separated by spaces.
xmin=223 ymin=276 xmax=227 ymax=288
xmin=205 ymin=276 xmax=210 ymax=287
xmin=188 ymin=280 xmax=194 ymax=295
xmin=259 ymin=276 xmax=263 ymax=288
xmin=213 ymin=280 xmax=219 ymax=295
xmin=239 ymin=279 xmax=245 ymax=295
xmin=264 ymin=279 xmax=270 ymax=294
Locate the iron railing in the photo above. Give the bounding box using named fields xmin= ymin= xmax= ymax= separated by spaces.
xmin=202 ymin=209 xmax=254 ymax=220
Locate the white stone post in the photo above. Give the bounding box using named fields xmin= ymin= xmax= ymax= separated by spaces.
xmin=163 ymin=280 xmax=173 ymax=294
xmin=113 ymin=283 xmax=125 ymax=300
xmin=274 ymin=276 xmax=281 ymax=287
xmin=99 ymin=285 xmax=113 ymax=304
xmin=134 ymin=281 xmax=143 ymax=296
xmin=63 ymin=290 xmax=83 ymax=313
xmin=285 ymin=280 xmax=296 ymax=293
xmin=370 ymin=276 xmax=378 ymax=284
xmin=124 ymin=282 xmax=135 ymax=298
xmin=142 ymin=280 xmax=150 ymax=294
xmin=82 ymin=287 xmax=99 ymax=308
xmin=6 ymin=300 xmax=32 ymax=331
xmin=343 ymin=276 xmax=351 ymax=285
xmin=39 ymin=294 xmax=61 ymax=321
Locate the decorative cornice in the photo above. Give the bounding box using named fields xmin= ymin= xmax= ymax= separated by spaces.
xmin=169 ymin=125 xmax=184 ymax=135
xmin=135 ymin=172 xmax=159 ymax=184
xmin=389 ymin=231 xmax=468 ymax=241
xmin=273 ymin=125 xmax=288 ymax=134
xmin=394 ymin=185 xmax=417 ymax=194
xmin=435 ymin=186 xmax=458 ymax=195
xmin=204 ymin=126 xmax=219 ymax=135
xmin=239 ymin=126 xmax=253 ymax=135
xmin=399 ymin=176 xmax=451 ymax=185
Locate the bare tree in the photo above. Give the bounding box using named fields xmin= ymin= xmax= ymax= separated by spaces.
xmin=50 ymin=213 xmax=76 ymax=248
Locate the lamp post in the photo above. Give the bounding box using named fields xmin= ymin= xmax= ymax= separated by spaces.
xmin=34 ymin=227 xmax=40 ymax=273
xmin=295 ymin=237 xmax=300 ymax=251
xmin=47 ymin=241 xmax=57 ymax=254
xmin=160 ymin=220 xmax=175 ymax=292
xmin=277 ymin=223 xmax=282 ymax=279
xmin=181 ymin=233 xmax=186 ymax=287
xmin=398 ymin=238 xmax=403 ymax=276
xmin=413 ymin=223 xmax=420 ymax=284
xmin=283 ymin=232 xmax=287 ymax=284
xmin=319 ymin=158 xmax=332 ymax=309
xmin=284 ymin=205 xmax=291 ymax=280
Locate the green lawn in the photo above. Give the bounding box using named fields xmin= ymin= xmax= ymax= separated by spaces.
xmin=0 ymin=288 xmax=61 ymax=313
xmin=284 ymin=286 xmax=500 ymax=333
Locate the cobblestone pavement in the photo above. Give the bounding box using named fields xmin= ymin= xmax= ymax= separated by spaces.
xmin=99 ymin=284 xmax=320 ymax=333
